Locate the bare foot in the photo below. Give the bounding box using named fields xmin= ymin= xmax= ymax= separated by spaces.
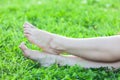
xmin=23 ymin=22 xmax=66 ymax=55
xmin=19 ymin=42 xmax=83 ymax=67
xmin=19 ymin=42 xmax=120 ymax=68
xmin=19 ymin=42 xmax=58 ymax=66
xmin=19 ymin=42 xmax=86 ymax=67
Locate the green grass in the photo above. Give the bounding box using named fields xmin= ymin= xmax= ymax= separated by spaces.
xmin=0 ymin=0 xmax=120 ymax=79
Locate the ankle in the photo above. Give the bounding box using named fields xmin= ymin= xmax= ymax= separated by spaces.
xmin=49 ymin=35 xmax=68 ymax=53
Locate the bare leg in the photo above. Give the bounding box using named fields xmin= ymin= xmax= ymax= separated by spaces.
xmin=59 ymin=36 xmax=120 ymax=62
xmin=19 ymin=42 xmax=120 ymax=69
xmin=23 ymin=22 xmax=120 ymax=62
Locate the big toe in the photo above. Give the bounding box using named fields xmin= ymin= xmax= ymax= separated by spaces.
xmin=19 ymin=42 xmax=28 ymax=52
xmin=23 ymin=22 xmax=35 ymax=28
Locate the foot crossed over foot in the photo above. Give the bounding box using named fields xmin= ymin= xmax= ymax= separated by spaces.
xmin=23 ymin=22 xmax=66 ymax=54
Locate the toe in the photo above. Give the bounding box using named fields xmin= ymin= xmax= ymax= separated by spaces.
xmin=23 ymin=23 xmax=31 ymax=28
xmin=24 ymin=29 xmax=31 ymax=34
xmin=19 ymin=42 xmax=28 ymax=52
xmin=24 ymin=28 xmax=33 ymax=35
xmin=24 ymin=33 xmax=30 ymax=37
xmin=23 ymin=22 xmax=35 ymax=28
xmin=19 ymin=42 xmax=33 ymax=58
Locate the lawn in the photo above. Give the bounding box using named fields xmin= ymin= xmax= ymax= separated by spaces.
xmin=0 ymin=0 xmax=120 ymax=79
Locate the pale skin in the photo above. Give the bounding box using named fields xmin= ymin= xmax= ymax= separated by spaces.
xmin=19 ymin=22 xmax=120 ymax=68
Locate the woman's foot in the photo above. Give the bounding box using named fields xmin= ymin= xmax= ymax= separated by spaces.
xmin=19 ymin=42 xmax=81 ymax=67
xmin=19 ymin=42 xmax=120 ymax=68
xmin=23 ymin=22 xmax=66 ymax=55
xmin=19 ymin=42 xmax=58 ymax=66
